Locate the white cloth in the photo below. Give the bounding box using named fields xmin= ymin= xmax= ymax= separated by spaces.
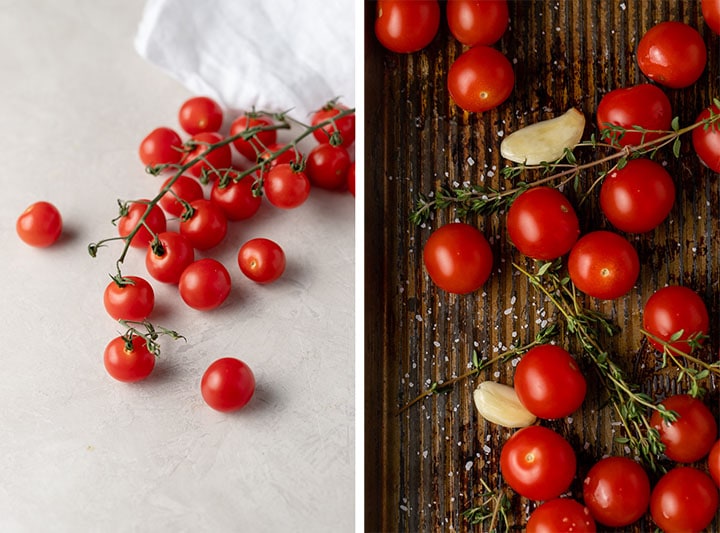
xmin=134 ymin=0 xmax=354 ymax=120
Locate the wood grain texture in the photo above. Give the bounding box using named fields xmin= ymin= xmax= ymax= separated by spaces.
xmin=365 ymin=1 xmax=720 ymax=531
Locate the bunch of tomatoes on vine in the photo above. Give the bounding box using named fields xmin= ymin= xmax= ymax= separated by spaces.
xmin=375 ymin=0 xmax=720 ymax=531
xmin=17 ymin=94 xmax=355 ymax=413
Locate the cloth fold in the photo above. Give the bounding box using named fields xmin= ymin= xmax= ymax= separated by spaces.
xmin=135 ymin=0 xmax=354 ymax=120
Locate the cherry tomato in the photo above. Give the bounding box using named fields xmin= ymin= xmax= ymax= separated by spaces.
xmin=179 ymin=199 xmax=228 ymax=250
xmin=582 ymin=456 xmax=651 ymax=528
xmin=230 ymin=115 xmax=277 ymax=161
xmin=703 ymin=0 xmax=720 ymax=34
xmin=709 ymin=439 xmax=720 ymax=487
xmin=158 ymin=175 xmax=204 ymax=217
xmin=145 ymin=231 xmax=195 ymax=284
xmin=16 ymin=201 xmax=62 ymax=247
xmin=103 ymin=276 xmax=155 ymax=322
xmin=210 ymin=171 xmax=262 ymax=221
xmin=637 ymin=22 xmax=707 ymax=89
xmin=306 ymin=143 xmax=351 ymax=190
xmin=238 ymin=238 xmax=286 ymax=284
xmin=650 ymin=394 xmax=717 ymax=463
xmin=500 ymin=425 xmax=577 ymax=501
xmin=526 ymin=499 xmax=596 ymax=533
xmin=692 ymin=103 xmax=720 ymax=173
xmin=567 ymin=231 xmax=639 ymax=300
xmin=201 ymin=357 xmax=255 ymax=412
xmin=184 ymin=132 xmax=233 ymax=180
xmin=257 ymin=143 xmax=303 ymax=169
xmin=374 ymin=0 xmax=440 ymax=54
xmin=599 ymin=158 xmax=675 ymax=233
xmin=311 ymin=103 xmax=356 ymax=147
xmin=642 ymin=285 xmax=709 ymax=354
xmin=422 ymin=222 xmax=493 ymax=294
xmin=117 ymin=200 xmax=167 ymax=249
xmin=104 ymin=335 xmax=155 ymax=383
xmin=596 ymin=84 xmax=672 ymax=147
xmin=138 ymin=126 xmax=184 ymax=168
xmin=263 ymin=163 xmax=311 ymax=209
xmin=513 ymin=344 xmax=586 ymax=419
xmin=446 ymin=0 xmax=509 ymax=46
xmin=178 ymin=96 xmax=223 ymax=135
xmin=650 ymin=467 xmax=719 ymax=532
xmin=506 ymin=186 xmax=580 ymax=260
xmin=178 ymin=258 xmax=231 ymax=311
xmin=447 ymin=45 xmax=514 ymax=113
xmin=347 ymin=162 xmax=356 ymax=196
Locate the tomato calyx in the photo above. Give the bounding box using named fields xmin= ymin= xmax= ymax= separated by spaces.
xmin=118 ymin=319 xmax=185 ymax=358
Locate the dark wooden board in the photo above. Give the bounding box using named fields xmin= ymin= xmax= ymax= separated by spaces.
xmin=365 ymin=1 xmax=720 ymax=531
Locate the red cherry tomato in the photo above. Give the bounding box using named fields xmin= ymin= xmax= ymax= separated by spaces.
xmin=311 ymin=103 xmax=356 ymax=147
xmin=184 ymin=132 xmax=233 ymax=180
xmin=179 ymin=199 xmax=228 ymax=251
xmin=16 ymin=201 xmax=63 ymax=247
xmin=500 ymin=425 xmax=577 ymax=501
xmin=526 ymin=498 xmax=596 ymax=533
xmin=145 ymin=231 xmax=195 ymax=284
xmin=709 ymin=439 xmax=720 ymax=487
xmin=596 ymin=84 xmax=672 ymax=147
xmin=117 ymin=200 xmax=167 ymax=249
xmin=210 ymin=171 xmax=262 ymax=221
xmin=263 ymin=163 xmax=311 ymax=209
xmin=599 ymin=158 xmax=675 ymax=233
xmin=513 ymin=344 xmax=586 ymax=419
xmin=201 ymin=357 xmax=256 ymax=412
xmin=306 ymin=143 xmax=351 ymax=190
xmin=650 ymin=467 xmax=719 ymax=532
xmin=158 ymin=175 xmax=204 ymax=217
xmin=582 ymin=456 xmax=651 ymax=528
xmin=642 ymin=285 xmax=709 ymax=354
xmin=692 ymin=103 xmax=720 ymax=173
xmin=139 ymin=126 xmax=184 ymax=168
xmin=446 ymin=0 xmax=509 ymax=46
xmin=178 ymin=258 xmax=232 ymax=311
xmin=567 ymin=231 xmax=639 ymax=300
xmin=104 ymin=335 xmax=155 ymax=383
xmin=374 ymin=0 xmax=440 ymax=53
xmin=637 ymin=22 xmax=707 ymax=89
xmin=447 ymin=45 xmax=514 ymax=113
xmin=178 ymin=96 xmax=223 ymax=135
xmin=347 ymin=162 xmax=356 ymax=196
xmin=506 ymin=187 xmax=580 ymax=260
xmin=422 ymin=222 xmax=493 ymax=294
xmin=238 ymin=238 xmax=286 ymax=284
xmin=703 ymin=0 xmax=720 ymax=34
xmin=230 ymin=115 xmax=278 ymax=161
xmin=650 ymin=394 xmax=717 ymax=463
xmin=103 ymin=276 xmax=155 ymax=322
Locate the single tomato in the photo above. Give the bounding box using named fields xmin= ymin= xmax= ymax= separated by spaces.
xmin=178 ymin=96 xmax=223 ymax=135
xmin=446 ymin=0 xmax=509 ymax=46
xmin=582 ymin=456 xmax=651 ymax=528
xmin=692 ymin=103 xmax=720 ymax=173
xmin=447 ymin=45 xmax=514 ymax=113
xmin=210 ymin=171 xmax=262 ymax=221
xmin=311 ymin=102 xmax=355 ymax=147
xmin=374 ymin=0 xmax=440 ymax=53
xmin=642 ymin=285 xmax=709 ymax=354
xmin=703 ymin=0 xmax=720 ymax=34
xmin=567 ymin=231 xmax=639 ymax=300
xmin=178 ymin=258 xmax=232 ymax=311
xmin=103 ymin=335 xmax=155 ymax=383
xmin=158 ymin=175 xmax=204 ymax=217
xmin=650 ymin=467 xmax=719 ymax=532
xmin=526 ymin=499 xmax=596 ymax=533
xmin=16 ymin=201 xmax=63 ymax=247
xmin=184 ymin=132 xmax=233 ymax=180
xmin=117 ymin=200 xmax=167 ymax=249
xmin=201 ymin=357 xmax=256 ymax=412
xmin=709 ymin=439 xmax=720 ymax=487
xmin=230 ymin=115 xmax=277 ymax=161
xmin=179 ymin=199 xmax=228 ymax=251
xmin=306 ymin=143 xmax=351 ymax=190
xmin=237 ymin=238 xmax=286 ymax=284
xmin=103 ymin=276 xmax=155 ymax=322
xmin=145 ymin=231 xmax=195 ymax=284
xmin=422 ymin=222 xmax=493 ymax=294
xmin=347 ymin=162 xmax=356 ymax=196
xmin=637 ymin=21 xmax=707 ymax=88
xmin=500 ymin=425 xmax=577 ymax=501
xmin=650 ymin=394 xmax=717 ymax=463
xmin=263 ymin=163 xmax=311 ymax=209
xmin=139 ymin=126 xmax=184 ymax=168
xmin=506 ymin=187 xmax=580 ymax=260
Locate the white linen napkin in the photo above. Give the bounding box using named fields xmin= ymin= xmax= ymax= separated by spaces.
xmin=134 ymin=0 xmax=354 ymax=120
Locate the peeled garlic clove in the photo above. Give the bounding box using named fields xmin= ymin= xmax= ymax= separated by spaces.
xmin=500 ymin=108 xmax=586 ymax=165
xmin=473 ymin=381 xmax=537 ymax=428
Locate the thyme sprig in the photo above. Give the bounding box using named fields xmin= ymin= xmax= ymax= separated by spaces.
xmin=514 ymin=260 xmax=675 ymax=472
xmin=398 ymin=324 xmax=558 ymax=414
xmin=462 ymin=479 xmax=511 ymax=532
xmin=410 ymin=99 xmax=720 ymax=225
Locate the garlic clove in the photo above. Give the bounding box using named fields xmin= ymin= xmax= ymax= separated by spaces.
xmin=500 ymin=108 xmax=586 ymax=165
xmin=473 ymin=381 xmax=537 ymax=428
